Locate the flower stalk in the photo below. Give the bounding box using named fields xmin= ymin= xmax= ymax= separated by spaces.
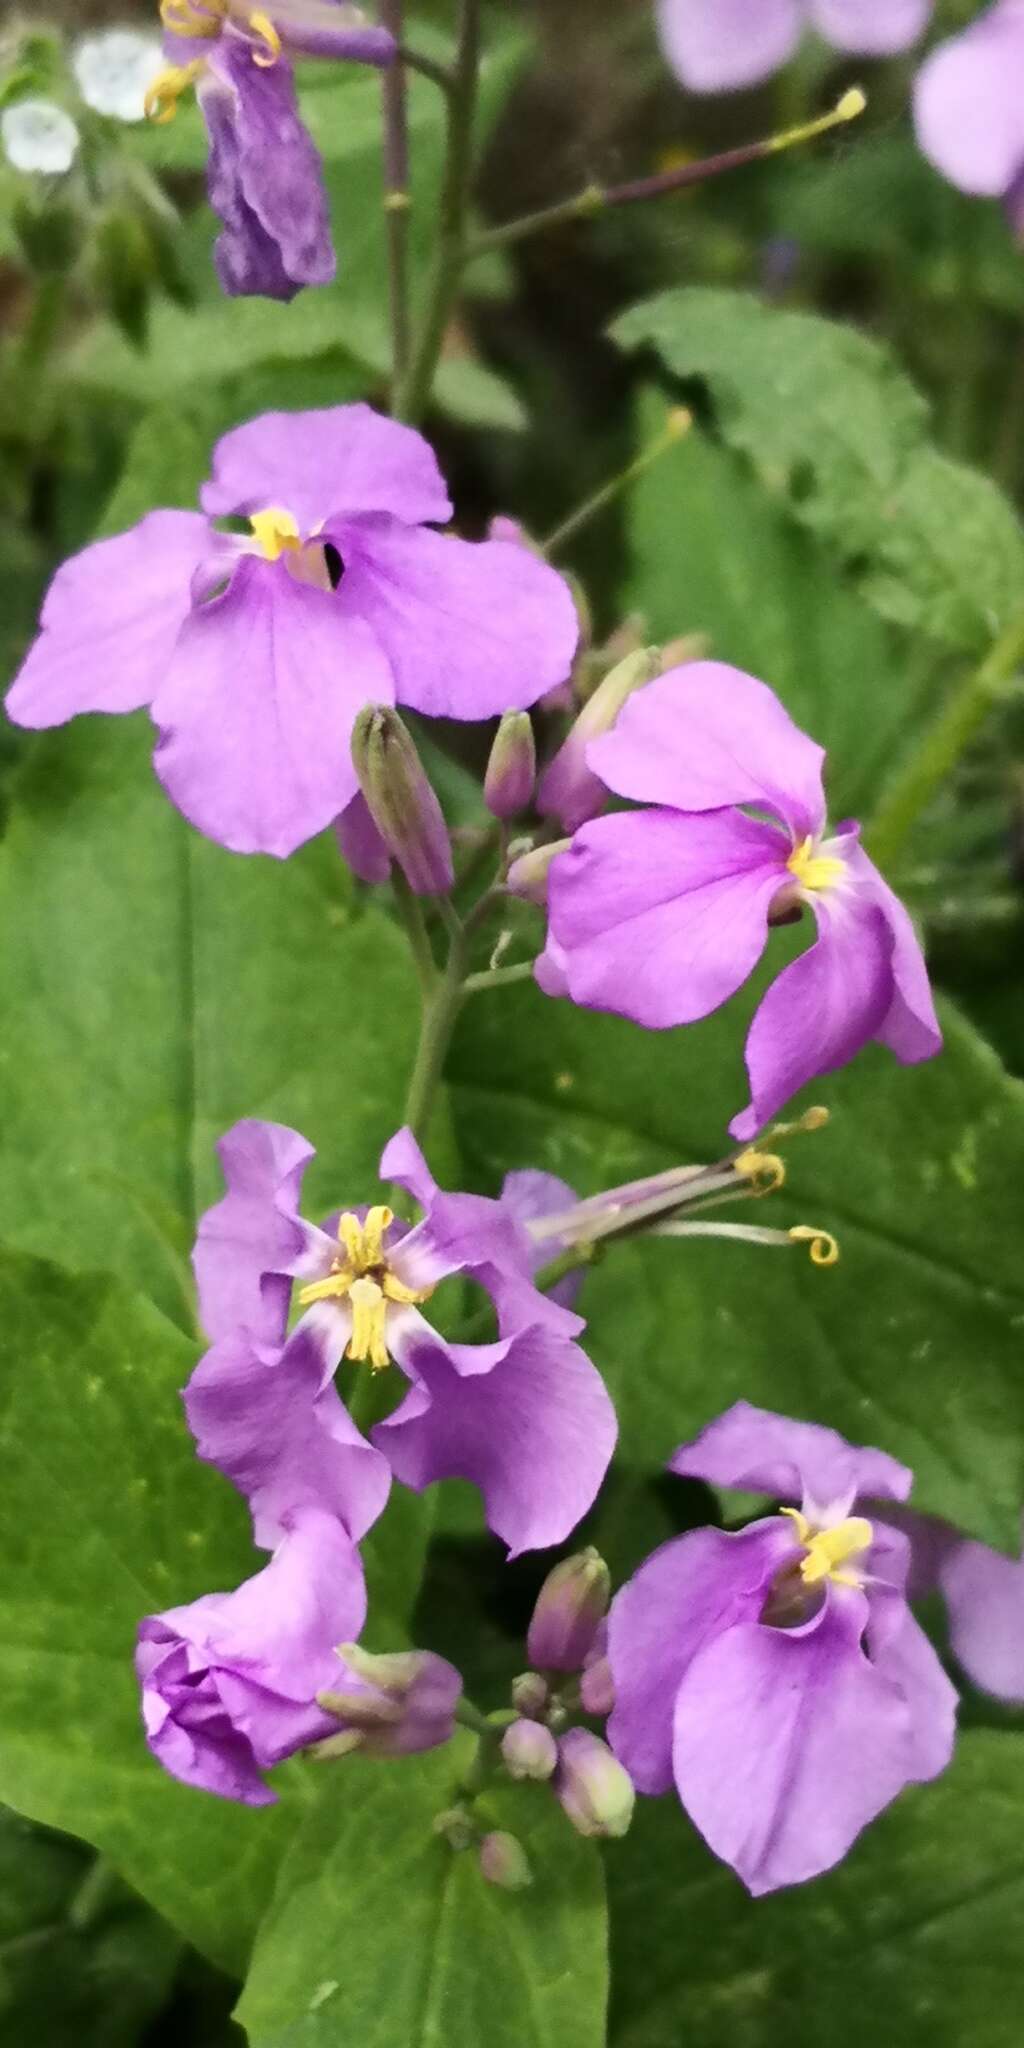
xmin=380 ymin=0 xmax=412 ymax=392
xmin=394 ymin=0 xmax=481 ymax=421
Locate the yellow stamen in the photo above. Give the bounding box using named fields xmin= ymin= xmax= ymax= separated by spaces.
xmin=788 ymin=1225 xmax=840 ymax=1268
xmin=347 ymin=1277 xmax=390 ymax=1372
xmin=248 ymin=9 xmax=282 ymax=64
xmin=160 ymin=0 xmax=226 ymax=37
xmin=295 ymin=1271 xmax=353 ymax=1308
xmin=144 ymin=59 xmax=205 ymax=123
xmin=781 ymin=1507 xmax=873 ymax=1588
xmin=734 ymin=1148 xmax=786 ymax=1196
xmin=787 ymin=835 xmax=846 ymax=896
xmin=249 ymin=507 xmax=301 ymax=561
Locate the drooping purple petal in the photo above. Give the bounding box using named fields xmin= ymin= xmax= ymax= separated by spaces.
xmin=586 ymin=661 xmax=827 ymax=839
xmin=193 ymin=1118 xmax=323 ymax=1345
xmin=865 ymin=1588 xmax=958 ymax=1778
xmin=655 ymin=0 xmax=802 ymax=91
xmin=200 ymin=403 xmax=451 ymax=530
xmin=5 ymin=512 xmax=205 ymax=728
xmin=151 ymin=553 xmax=394 ymax=857
xmin=331 ymin=519 xmax=579 ymax=720
xmin=545 ymin=807 xmax=786 ymax=1029
xmin=669 ymin=1401 xmax=913 ymax=1516
xmin=201 ymin=40 xmax=334 ymax=300
xmin=938 ymin=1525 xmax=1024 ymax=1703
xmin=843 ymin=843 xmax=943 ymax=1063
xmin=914 ymin=3 xmax=1024 ymax=197
xmin=730 ymin=888 xmax=894 ymax=1141
xmin=810 ymin=0 xmax=933 ymax=53
xmin=671 ymin=1590 xmax=929 ymax=1894
xmin=184 ymin=1319 xmax=391 ymax=1549
xmin=375 ymin=1327 xmax=616 ymax=1557
xmin=607 ymin=1520 xmax=795 ymax=1794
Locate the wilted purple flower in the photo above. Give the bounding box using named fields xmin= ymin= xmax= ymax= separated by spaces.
xmin=135 ymin=1507 xmax=366 ymax=1804
xmin=146 ymin=2 xmax=395 ymax=298
xmin=186 ymin=1119 xmax=616 ymax=1557
xmin=914 ymin=1 xmax=1024 ymax=232
xmin=7 ymin=405 xmax=578 ymax=858
xmin=657 ymin=0 xmax=933 ymax=93
xmin=314 ymin=1641 xmax=462 ymax=1757
xmin=607 ymin=1401 xmax=957 ymax=1895
xmin=543 ymin=662 xmax=941 ymax=1139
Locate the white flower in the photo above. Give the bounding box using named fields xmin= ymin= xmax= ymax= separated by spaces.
xmin=1 ymin=99 xmax=80 ymax=175
xmin=72 ymin=29 xmax=166 ymax=124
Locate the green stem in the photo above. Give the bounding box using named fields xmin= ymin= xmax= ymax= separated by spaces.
xmin=401 ymin=919 xmax=468 ymax=1142
xmin=18 ymin=274 xmax=65 ymax=377
xmin=866 ymin=611 xmax=1024 ymax=870
xmin=391 ymin=868 xmax=438 ymax=996
xmin=542 ymin=408 xmax=691 ymax=559
xmin=380 ymin=0 xmax=412 ymax=397
xmin=394 ymin=0 xmax=480 ymax=422
xmin=454 ymin=1698 xmax=494 ymax=1737
xmin=462 ymin=961 xmax=536 ymax=996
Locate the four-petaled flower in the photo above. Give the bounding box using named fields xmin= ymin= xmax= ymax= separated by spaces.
xmin=655 ymin=0 xmax=933 ymax=95
xmin=607 ymin=1401 xmax=958 ymax=1894
xmin=914 ymin=1 xmax=1024 ymax=236
xmin=186 ymin=1119 xmax=617 ymax=1556
xmin=146 ymin=0 xmax=396 ymax=298
xmin=6 ymin=405 xmax=578 ymax=858
xmin=540 ymin=661 xmax=941 ymax=1138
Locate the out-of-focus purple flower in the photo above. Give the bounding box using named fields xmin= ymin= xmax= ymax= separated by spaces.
xmin=657 ymin=0 xmax=933 ymax=94
xmin=914 ymin=0 xmax=1024 ymax=232
xmin=607 ymin=1401 xmax=957 ymax=1895
xmin=135 ymin=1508 xmax=366 ymax=1804
xmin=881 ymin=1505 xmax=1024 ymax=1705
xmin=314 ymin=1641 xmax=462 ymax=1757
xmin=7 ymin=406 xmax=578 ymax=859
xmin=543 ymin=662 xmax=942 ymax=1140
xmin=146 ymin=3 xmax=395 ymax=299
xmin=185 ymin=1119 xmax=616 ymax=1557
xmin=526 ymin=1547 xmax=612 ymax=1672
xmin=555 ymin=1727 xmax=636 ymax=1838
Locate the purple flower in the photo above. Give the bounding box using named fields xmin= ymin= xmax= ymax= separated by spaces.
xmin=147 ymin=3 xmax=395 ymax=299
xmin=657 ymin=0 xmax=933 ymax=93
xmin=135 ymin=1507 xmax=367 ymax=1804
xmin=543 ymin=662 xmax=941 ymax=1140
xmin=607 ymin=1401 xmax=957 ymax=1895
xmin=186 ymin=1119 xmax=617 ymax=1557
xmin=914 ymin=1 xmax=1024 ymax=231
xmin=6 ymin=405 xmax=578 ymax=858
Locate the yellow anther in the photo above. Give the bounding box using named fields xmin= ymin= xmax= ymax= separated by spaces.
xmin=769 ymin=1105 xmax=830 ymax=1140
xmin=160 ymin=0 xmax=226 ymax=37
xmin=383 ymin=1270 xmax=432 ymax=1308
xmin=296 ymin=1270 xmax=354 ymax=1308
xmin=249 ymin=507 xmax=302 ymax=561
xmin=734 ymin=1148 xmax=786 ymax=1196
xmin=347 ymin=1277 xmax=390 ymax=1372
xmin=789 ymin=1225 xmax=840 ymax=1268
xmin=248 ymin=9 xmax=282 ymax=64
xmin=144 ymin=59 xmax=205 ymax=122
xmin=787 ymin=835 xmax=846 ymax=896
xmin=359 ymin=1205 xmax=392 ymax=1269
xmin=781 ymin=1508 xmax=874 ymax=1589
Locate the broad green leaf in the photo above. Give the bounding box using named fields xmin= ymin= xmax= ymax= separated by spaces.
xmin=448 ymin=979 xmax=1024 ymax=1550
xmin=625 ymin=394 xmax=934 ymax=820
xmin=0 ymin=1249 xmax=302 ymax=1975
xmin=238 ymin=1736 xmax=608 ymax=2048
xmin=610 ymin=287 xmax=1024 ymax=654
xmin=608 ymin=1729 xmax=1024 ymax=2048
xmin=0 ymin=1811 xmax=180 ymax=2048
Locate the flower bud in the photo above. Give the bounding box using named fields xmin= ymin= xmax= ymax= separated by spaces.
xmin=555 ymin=1728 xmax=635 ymax=1840
xmin=479 ymin=1831 xmax=533 ymax=1891
xmin=505 ymin=839 xmax=570 ymax=908
xmin=351 ymin=705 xmax=453 ymax=896
xmin=501 ymin=1717 xmax=558 ymax=1782
xmin=510 ymin=1670 xmax=550 ymax=1718
xmin=537 ymin=647 xmax=661 ymax=833
xmin=315 ymin=1643 xmax=462 ymax=1758
xmin=527 ymin=1548 xmax=611 ymax=1673
xmin=579 ymin=1652 xmax=614 ymax=1718
xmin=484 ymin=712 xmax=536 ymax=820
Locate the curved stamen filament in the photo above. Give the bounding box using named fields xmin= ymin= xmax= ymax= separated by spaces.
xmin=145 ymin=59 xmax=206 ymax=122
xmin=788 ymin=1225 xmax=840 ymax=1267
xmin=734 ymin=1147 xmax=786 ymax=1196
xmin=248 ymin=9 xmax=283 ymax=63
xmin=160 ymin=0 xmax=226 ymax=37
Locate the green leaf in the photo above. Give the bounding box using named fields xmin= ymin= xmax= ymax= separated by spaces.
xmin=0 ymin=1812 xmax=180 ymax=2048
xmin=449 ymin=980 xmax=1024 ymax=1550
xmin=608 ymin=1729 xmax=1024 ymax=2048
xmin=610 ymin=287 xmax=1024 ymax=655
xmin=624 ymin=394 xmax=934 ymax=820
xmin=0 ymin=1249 xmax=302 ymax=1976
xmin=237 ymin=1736 xmax=608 ymax=2048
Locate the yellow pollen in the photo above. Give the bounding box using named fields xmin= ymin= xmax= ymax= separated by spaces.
xmin=248 ymin=9 xmax=282 ymax=63
xmin=250 ymin=507 xmax=302 ymax=561
xmin=144 ymin=59 xmax=206 ymax=122
xmin=786 ymin=835 xmax=846 ymax=896
xmin=160 ymin=0 xmax=226 ymax=38
xmin=296 ymin=1206 xmax=433 ymax=1373
xmin=734 ymin=1148 xmax=786 ymax=1196
xmin=788 ymin=1225 xmax=840 ymax=1267
xmin=781 ymin=1508 xmax=873 ymax=1589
